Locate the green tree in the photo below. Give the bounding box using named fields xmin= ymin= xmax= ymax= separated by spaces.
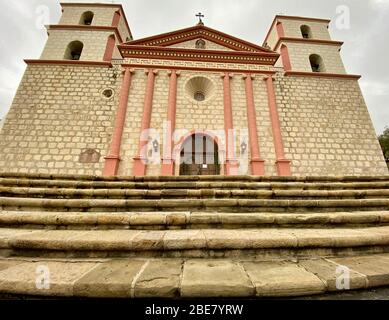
xmin=378 ymin=127 xmax=389 ymax=168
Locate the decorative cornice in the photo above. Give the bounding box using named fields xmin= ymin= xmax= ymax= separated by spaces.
xmin=119 ymin=45 xmax=279 ymax=66
xmin=47 ymin=25 xmax=123 ymax=43
xmin=284 ymin=71 xmax=361 ymax=80
xmin=121 ymin=63 xmax=277 ymax=75
xmin=127 ymin=25 xmax=274 ymax=53
xmin=273 ymin=37 xmax=344 ymax=51
xmin=24 ymin=59 xmax=113 ymax=68
xmin=60 ymin=2 xmax=132 ymax=38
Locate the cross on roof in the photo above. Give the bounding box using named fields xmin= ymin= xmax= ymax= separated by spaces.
xmin=196 ymin=12 xmax=204 ymax=25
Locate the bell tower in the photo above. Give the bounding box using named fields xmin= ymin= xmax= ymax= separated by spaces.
xmin=39 ymin=3 xmax=133 ymax=62
xmin=263 ymin=15 xmax=346 ymax=74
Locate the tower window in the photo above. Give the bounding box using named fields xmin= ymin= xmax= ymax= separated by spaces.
xmin=301 ymin=25 xmax=312 ymax=39
xmin=80 ymin=11 xmax=94 ymax=25
xmin=309 ymin=54 xmax=325 ymax=72
xmin=195 ymin=39 xmax=206 ymax=49
xmin=64 ymin=41 xmax=84 ymax=60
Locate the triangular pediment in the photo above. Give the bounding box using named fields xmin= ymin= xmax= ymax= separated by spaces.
xmin=125 ymin=25 xmax=274 ymax=53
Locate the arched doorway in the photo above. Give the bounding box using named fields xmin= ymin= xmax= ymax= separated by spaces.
xmin=179 ymin=134 xmax=220 ymax=176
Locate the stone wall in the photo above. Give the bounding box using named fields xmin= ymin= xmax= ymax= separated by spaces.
xmin=286 ymin=42 xmax=346 ymax=74
xmin=41 ymin=29 xmax=118 ymax=61
xmin=0 ymin=64 xmax=121 ymax=175
xmin=169 ymin=39 xmax=234 ymax=51
xmin=275 ymin=74 xmax=388 ymax=176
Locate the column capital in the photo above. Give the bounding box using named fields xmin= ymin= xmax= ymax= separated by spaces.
xmin=243 ymin=74 xmax=255 ymax=80
xmin=167 ymin=70 xmax=181 ymax=77
xmin=221 ymin=72 xmax=233 ymax=79
xmin=263 ymin=75 xmax=275 ymax=81
xmin=122 ymin=67 xmax=135 ymax=75
xmin=145 ymin=69 xmax=158 ymax=76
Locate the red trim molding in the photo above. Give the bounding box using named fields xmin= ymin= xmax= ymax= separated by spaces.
xmin=127 ymin=25 xmax=274 ymax=53
xmin=119 ymin=45 xmax=279 ymax=66
xmin=284 ymin=71 xmax=361 ymax=80
xmin=24 ymin=59 xmax=112 ymax=68
xmin=121 ymin=63 xmax=277 ymax=75
xmin=48 ymin=25 xmax=123 ymax=43
xmin=60 ymin=2 xmax=132 ymax=39
xmin=103 ymin=35 xmax=116 ymax=62
xmin=273 ymin=37 xmax=344 ymax=51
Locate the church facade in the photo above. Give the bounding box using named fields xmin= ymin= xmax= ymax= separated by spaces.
xmin=0 ymin=2 xmax=386 ymax=177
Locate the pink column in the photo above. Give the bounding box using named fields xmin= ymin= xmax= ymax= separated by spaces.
xmin=111 ymin=10 xmax=121 ymax=28
xmin=161 ymin=70 xmax=179 ymax=176
xmin=244 ymin=74 xmax=265 ymax=176
xmin=276 ymin=21 xmax=285 ymax=38
xmin=280 ymin=44 xmax=292 ymax=71
xmin=264 ymin=76 xmax=291 ymax=176
xmin=103 ymin=35 xmax=116 ymax=62
xmin=103 ymin=67 xmax=133 ymax=176
xmin=222 ymin=72 xmax=239 ymax=175
xmin=133 ymin=69 xmax=157 ymax=176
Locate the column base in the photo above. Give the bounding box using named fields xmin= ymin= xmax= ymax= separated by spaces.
xmin=276 ymin=159 xmax=291 ymax=176
xmin=251 ymin=158 xmax=265 ymax=176
xmin=133 ymin=156 xmax=147 ymax=177
xmin=226 ymin=159 xmax=240 ymax=176
xmin=103 ymin=155 xmax=120 ymax=177
xmin=161 ymin=158 xmax=175 ymax=176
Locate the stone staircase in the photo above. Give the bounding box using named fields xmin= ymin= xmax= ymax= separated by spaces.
xmin=0 ymin=173 xmax=389 ymax=299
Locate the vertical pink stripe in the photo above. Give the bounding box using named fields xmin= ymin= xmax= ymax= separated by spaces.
xmin=111 ymin=10 xmax=121 ymax=28
xmin=133 ymin=69 xmax=156 ymax=176
xmin=280 ymin=44 xmax=292 ymax=71
xmin=161 ymin=70 xmax=178 ymax=176
xmin=244 ymin=74 xmax=265 ymax=176
xmin=103 ymin=35 xmax=116 ymax=62
xmin=222 ymin=73 xmax=238 ymax=175
xmin=264 ymin=76 xmax=291 ymax=176
xmin=103 ymin=67 xmax=132 ymax=176
xmin=276 ymin=21 xmax=285 ymax=38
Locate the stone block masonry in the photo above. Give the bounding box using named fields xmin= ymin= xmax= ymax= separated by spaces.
xmin=0 ymin=64 xmax=122 ymax=175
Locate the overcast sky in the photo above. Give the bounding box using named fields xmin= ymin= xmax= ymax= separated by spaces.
xmin=0 ymin=0 xmax=388 ymax=134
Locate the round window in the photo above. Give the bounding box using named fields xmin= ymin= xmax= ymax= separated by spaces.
xmin=102 ymin=89 xmax=114 ymax=99
xmin=194 ymin=91 xmax=205 ymax=102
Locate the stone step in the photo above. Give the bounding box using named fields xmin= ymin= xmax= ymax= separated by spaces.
xmin=1 ymin=211 xmax=388 ymax=230
xmin=1 ymin=226 xmax=389 ymax=259
xmin=1 ymin=197 xmax=389 ymax=212
xmin=2 ymin=187 xmax=389 ymax=200
xmin=1 ymin=254 xmax=389 ymax=298
xmin=3 ymin=178 xmax=389 ymax=190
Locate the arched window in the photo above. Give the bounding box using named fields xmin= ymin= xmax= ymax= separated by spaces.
xmin=309 ymin=54 xmax=325 ymax=72
xmin=301 ymin=25 xmax=312 ymax=39
xmin=64 ymin=41 xmax=84 ymax=60
xmin=195 ymin=39 xmax=206 ymax=49
xmin=80 ymin=11 xmax=94 ymax=25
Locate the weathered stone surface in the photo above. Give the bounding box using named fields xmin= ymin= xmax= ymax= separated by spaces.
xmin=0 ymin=229 xmax=44 ymax=248
xmin=130 ymin=231 xmax=166 ymax=250
xmin=163 ymin=230 xmax=206 ymax=250
xmin=134 ymin=259 xmax=183 ymax=298
xmin=299 ymin=258 xmax=367 ymax=291
xmin=242 ymin=261 xmax=326 ymax=297
xmin=0 ymin=260 xmax=98 ymax=296
xmin=180 ymin=260 xmax=254 ymax=297
xmin=0 ymin=259 xmax=24 ymax=271
xmin=8 ymin=230 xmax=88 ymax=250
xmin=330 ymin=254 xmax=389 ymax=288
xmin=74 ymin=259 xmax=146 ymax=298
xmin=130 ymin=213 xmax=166 ymax=226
